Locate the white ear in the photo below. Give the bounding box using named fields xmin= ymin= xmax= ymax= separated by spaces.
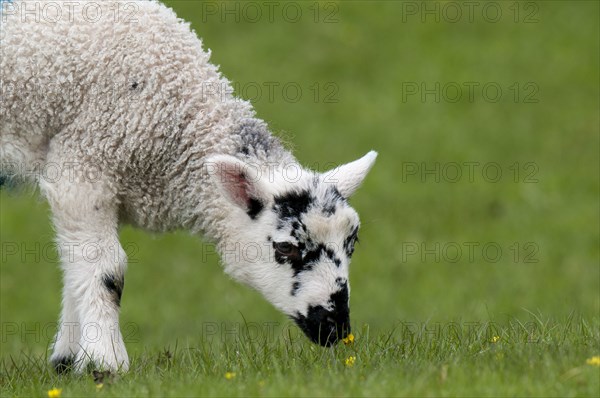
xmin=205 ymin=155 xmax=267 ymax=218
xmin=323 ymin=151 xmax=378 ymax=198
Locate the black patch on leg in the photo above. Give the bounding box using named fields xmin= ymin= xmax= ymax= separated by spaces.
xmin=102 ymin=273 xmax=124 ymax=307
xmin=247 ymin=198 xmax=264 ymax=219
xmin=52 ymin=355 xmax=75 ymax=374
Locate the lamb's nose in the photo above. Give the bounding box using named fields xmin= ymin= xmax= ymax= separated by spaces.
xmin=330 ymin=309 xmax=351 ymax=339
xmin=318 ymin=306 xmax=350 ymax=346
xmin=294 ymin=283 xmax=352 ymax=346
xmin=336 ymin=317 xmax=351 ymax=340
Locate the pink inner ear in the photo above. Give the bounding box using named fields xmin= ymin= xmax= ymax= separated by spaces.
xmin=222 ymin=167 xmax=252 ymax=209
xmin=232 ymin=172 xmax=251 ymax=205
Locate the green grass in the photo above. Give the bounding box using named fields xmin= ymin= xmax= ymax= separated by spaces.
xmin=1 ymin=0 xmax=599 ymax=396
xmin=2 ymin=316 xmax=599 ymax=397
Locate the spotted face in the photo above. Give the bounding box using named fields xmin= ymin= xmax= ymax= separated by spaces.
xmin=207 ymin=151 xmax=377 ymax=346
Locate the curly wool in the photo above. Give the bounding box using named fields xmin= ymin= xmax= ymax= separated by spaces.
xmin=0 ymin=0 xmax=294 ymax=240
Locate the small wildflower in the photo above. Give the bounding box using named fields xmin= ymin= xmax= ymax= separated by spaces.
xmin=345 ymin=355 xmax=356 ymax=367
xmin=490 ymin=336 xmax=500 ymax=343
xmin=342 ymin=333 xmax=355 ymax=345
xmin=224 ymin=371 xmax=236 ymax=380
xmin=96 ymin=383 xmax=104 ymax=391
xmin=47 ymin=388 xmax=62 ymax=398
xmin=586 ymin=356 xmax=600 ymax=366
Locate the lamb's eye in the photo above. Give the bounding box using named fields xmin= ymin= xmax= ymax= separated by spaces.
xmin=274 ymin=242 xmax=300 ymax=259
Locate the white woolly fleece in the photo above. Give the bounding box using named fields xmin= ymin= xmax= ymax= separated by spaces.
xmin=1 ymin=0 xmax=293 ymax=237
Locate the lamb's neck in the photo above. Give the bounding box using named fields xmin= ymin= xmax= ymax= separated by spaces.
xmin=165 ymin=117 xmax=295 ymax=240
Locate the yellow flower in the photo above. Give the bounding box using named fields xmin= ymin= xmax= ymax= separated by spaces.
xmin=586 ymin=356 xmax=600 ymax=366
xmin=47 ymin=388 xmax=62 ymax=398
xmin=96 ymin=383 xmax=104 ymax=391
xmin=490 ymin=336 xmax=500 ymax=343
xmin=342 ymin=333 xmax=355 ymax=345
xmin=345 ymin=356 xmax=356 ymax=367
xmin=224 ymin=372 xmax=236 ymax=380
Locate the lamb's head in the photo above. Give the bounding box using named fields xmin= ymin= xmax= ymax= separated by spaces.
xmin=206 ymin=151 xmax=377 ymax=346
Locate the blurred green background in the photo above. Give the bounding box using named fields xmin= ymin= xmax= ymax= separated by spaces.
xmin=1 ymin=0 xmax=598 ymax=359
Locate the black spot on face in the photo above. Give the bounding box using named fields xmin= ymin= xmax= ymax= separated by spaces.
xmin=273 ymin=190 xmax=313 ymax=221
xmin=291 ymin=281 xmax=301 ymax=296
xmin=247 ymin=198 xmax=264 ymax=219
xmin=275 ymin=242 xmax=341 ymax=276
xmin=273 ymin=241 xmax=306 ymax=275
xmin=131 ymin=82 xmax=139 ymax=90
xmin=102 ymin=273 xmax=124 ymax=307
xmin=344 ymin=226 xmax=359 ymax=257
xmin=322 ymin=204 xmax=336 ymax=216
xmin=290 ymin=220 xmax=309 ymax=242
xmin=330 ymin=282 xmax=349 ymax=315
xmin=272 ymin=190 xmax=347 ymax=274
xmin=322 ymin=186 xmax=345 ymax=216
xmin=324 ymin=247 xmax=342 ymax=267
xmin=302 ymin=244 xmax=326 ymax=268
xmin=52 ymin=355 xmax=75 ymax=374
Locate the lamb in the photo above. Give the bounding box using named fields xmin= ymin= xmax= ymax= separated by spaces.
xmin=0 ymin=0 xmax=377 ymax=372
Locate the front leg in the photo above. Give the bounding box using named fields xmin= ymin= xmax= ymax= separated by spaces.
xmin=50 ymin=287 xmax=81 ymax=373
xmin=68 ymin=235 xmax=128 ymax=372
xmin=43 ymin=174 xmax=129 ymax=372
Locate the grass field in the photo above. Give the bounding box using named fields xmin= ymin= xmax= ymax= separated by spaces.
xmin=1 ymin=0 xmax=599 ymax=396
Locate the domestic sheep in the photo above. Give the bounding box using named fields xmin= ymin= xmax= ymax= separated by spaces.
xmin=0 ymin=0 xmax=377 ymax=372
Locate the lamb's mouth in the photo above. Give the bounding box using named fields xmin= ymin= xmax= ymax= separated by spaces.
xmin=292 ymin=305 xmax=351 ymax=347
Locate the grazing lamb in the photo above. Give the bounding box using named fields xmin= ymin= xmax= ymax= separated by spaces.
xmin=0 ymin=0 xmax=377 ymax=372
